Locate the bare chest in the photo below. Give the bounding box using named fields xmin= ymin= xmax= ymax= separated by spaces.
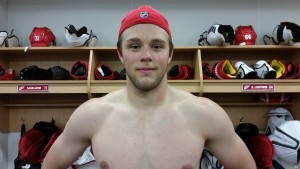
xmin=91 ymin=110 xmax=204 ymax=169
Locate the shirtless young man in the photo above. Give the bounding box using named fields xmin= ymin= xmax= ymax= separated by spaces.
xmin=42 ymin=5 xmax=256 ymax=169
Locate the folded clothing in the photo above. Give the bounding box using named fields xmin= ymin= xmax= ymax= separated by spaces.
xmin=284 ymin=62 xmax=300 ymax=79
xmin=48 ymin=66 xmax=72 ymax=80
xmin=269 ymin=59 xmax=287 ymax=79
xmin=167 ymin=64 xmax=192 ymax=80
xmin=0 ymin=64 xmax=15 ymax=80
xmin=20 ymin=65 xmax=72 ymax=80
xmin=234 ymin=61 xmax=257 ymax=79
xmin=202 ymin=62 xmax=216 ymax=79
xmin=20 ymin=65 xmax=52 ymax=80
xmin=70 ymin=61 xmax=88 ymax=80
xmin=213 ymin=59 xmax=237 ymax=79
xmin=94 ymin=64 xmax=119 ymax=80
xmin=251 ymin=60 xmax=276 ymax=79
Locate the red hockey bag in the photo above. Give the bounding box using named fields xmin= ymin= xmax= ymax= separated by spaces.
xmin=15 ymin=119 xmax=61 ymax=169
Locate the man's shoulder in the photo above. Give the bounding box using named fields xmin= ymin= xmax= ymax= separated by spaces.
xmin=90 ymin=88 xmax=125 ymax=102
xmin=176 ymin=96 xmax=218 ymax=113
xmin=170 ymin=87 xmax=217 ymax=109
xmin=78 ymin=89 xmax=126 ymax=112
xmin=170 ymin=88 xmax=224 ymax=120
xmin=102 ymin=88 xmax=126 ymax=104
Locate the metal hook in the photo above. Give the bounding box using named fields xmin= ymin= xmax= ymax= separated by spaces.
xmin=51 ymin=117 xmax=55 ymax=124
xmin=239 ymin=117 xmax=244 ymax=123
xmin=21 ymin=117 xmax=25 ymax=124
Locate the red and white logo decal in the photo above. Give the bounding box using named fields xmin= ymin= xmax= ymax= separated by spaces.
xmin=242 ymin=83 xmax=275 ymax=91
xmin=17 ymin=84 xmax=49 ymax=92
xmin=140 ymin=11 xmax=149 ymax=18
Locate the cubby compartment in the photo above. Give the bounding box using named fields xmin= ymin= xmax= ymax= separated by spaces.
xmin=167 ymin=47 xmax=201 ymax=93
xmin=0 ymin=93 xmax=88 ymax=132
xmin=0 ymin=47 xmax=91 ymax=94
xmin=200 ymin=46 xmax=300 ymax=93
xmin=89 ymin=47 xmax=126 ymax=96
xmin=203 ymin=92 xmax=296 ymax=130
xmin=0 ymin=46 xmax=299 ymax=133
xmin=89 ymin=47 xmax=202 ymax=96
xmin=199 ymin=46 xmax=300 ymax=132
xmin=200 ymin=46 xmax=300 ymax=66
xmin=0 ymin=47 xmax=91 ymax=78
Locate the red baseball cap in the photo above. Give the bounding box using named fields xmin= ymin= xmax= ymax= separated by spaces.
xmin=246 ymin=133 xmax=274 ymax=169
xmin=118 ymin=5 xmax=171 ymax=38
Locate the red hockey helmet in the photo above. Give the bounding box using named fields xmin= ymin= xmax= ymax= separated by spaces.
xmin=234 ymin=25 xmax=257 ymax=45
xmin=29 ymin=27 xmax=56 ymax=47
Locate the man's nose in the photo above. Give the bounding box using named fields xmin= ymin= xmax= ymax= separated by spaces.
xmin=140 ymin=47 xmax=152 ymax=62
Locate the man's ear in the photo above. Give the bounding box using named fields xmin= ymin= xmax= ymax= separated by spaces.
xmin=168 ymin=50 xmax=173 ymax=64
xmin=117 ymin=48 xmax=125 ymax=65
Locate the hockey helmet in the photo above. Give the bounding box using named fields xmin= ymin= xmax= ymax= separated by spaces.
xmin=263 ymin=22 xmax=300 ymax=45
xmin=29 ymin=27 xmax=56 ymax=47
xmin=65 ymin=24 xmax=98 ymax=47
xmin=235 ymin=25 xmax=257 ymax=45
xmin=198 ymin=24 xmax=234 ymax=46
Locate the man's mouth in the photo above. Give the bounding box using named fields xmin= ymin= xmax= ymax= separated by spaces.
xmin=137 ymin=67 xmax=156 ymax=73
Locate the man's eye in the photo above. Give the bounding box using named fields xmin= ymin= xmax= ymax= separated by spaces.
xmin=130 ymin=45 xmax=140 ymax=49
xmin=153 ymin=45 xmax=162 ymax=49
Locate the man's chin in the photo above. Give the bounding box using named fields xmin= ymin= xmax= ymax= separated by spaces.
xmin=136 ymin=81 xmax=157 ymax=91
xmin=132 ymin=78 xmax=161 ymax=91
xmin=127 ymin=73 xmax=165 ymax=91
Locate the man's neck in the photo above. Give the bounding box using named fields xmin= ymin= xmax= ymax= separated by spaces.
xmin=126 ymin=77 xmax=170 ymax=109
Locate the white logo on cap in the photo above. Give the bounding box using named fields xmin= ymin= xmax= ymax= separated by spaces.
xmin=140 ymin=11 xmax=149 ymax=18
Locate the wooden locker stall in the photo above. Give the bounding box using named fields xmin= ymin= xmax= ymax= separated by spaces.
xmin=0 ymin=46 xmax=300 ymax=132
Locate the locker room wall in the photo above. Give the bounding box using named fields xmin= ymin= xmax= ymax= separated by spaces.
xmin=0 ymin=0 xmax=7 ymax=31
xmin=0 ymin=0 xmax=8 ymax=166
xmin=0 ymin=132 xmax=8 ymax=169
xmin=1 ymin=0 xmax=300 ymax=168
xmin=5 ymin=0 xmax=300 ymax=47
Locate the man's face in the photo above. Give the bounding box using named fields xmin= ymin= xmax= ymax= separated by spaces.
xmin=118 ymin=24 xmax=172 ymax=91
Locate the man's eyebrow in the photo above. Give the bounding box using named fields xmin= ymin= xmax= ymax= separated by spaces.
xmin=125 ymin=38 xmax=167 ymax=44
xmin=126 ymin=38 xmax=141 ymax=43
xmin=151 ymin=38 xmax=167 ymax=44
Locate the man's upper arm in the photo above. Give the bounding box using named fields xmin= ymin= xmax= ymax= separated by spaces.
xmin=42 ymin=100 xmax=97 ymax=169
xmin=206 ymin=132 xmax=256 ymax=169
xmin=203 ymin=100 xmax=256 ymax=169
xmin=42 ymin=131 xmax=90 ymax=169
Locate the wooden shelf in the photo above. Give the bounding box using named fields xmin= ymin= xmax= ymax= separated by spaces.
xmin=0 ymin=80 xmax=88 ymax=93
xmin=90 ymin=80 xmax=126 ymax=93
xmin=218 ymin=102 xmax=293 ymax=106
xmin=90 ymin=80 xmax=200 ymax=93
xmin=1 ymin=79 xmax=299 ymax=94
xmin=203 ymin=79 xmax=300 ymax=93
xmin=89 ymin=80 xmax=201 ymax=93
xmin=0 ymin=103 xmax=81 ymax=107
xmin=1 ymin=46 xmax=300 ymax=132
xmin=168 ymin=80 xmax=201 ymax=93
xmin=0 ymin=47 xmax=92 ymax=57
